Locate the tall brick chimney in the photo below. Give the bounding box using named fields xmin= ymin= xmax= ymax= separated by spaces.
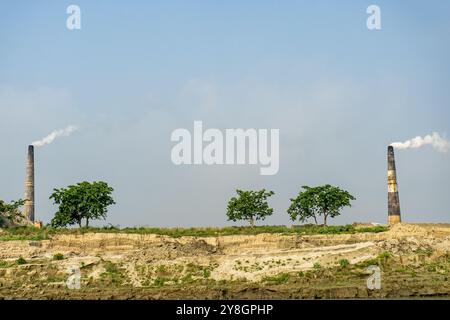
xmin=24 ymin=145 xmax=35 ymax=222
xmin=387 ymin=146 xmax=401 ymax=225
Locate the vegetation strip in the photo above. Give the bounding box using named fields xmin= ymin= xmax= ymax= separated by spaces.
xmin=0 ymin=224 xmax=388 ymax=241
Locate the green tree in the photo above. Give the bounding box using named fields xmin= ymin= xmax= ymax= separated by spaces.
xmin=226 ymin=189 xmax=275 ymax=227
xmin=50 ymin=181 xmax=115 ymax=228
xmin=288 ymin=185 xmax=356 ymax=226
xmin=0 ymin=199 xmax=25 ymax=226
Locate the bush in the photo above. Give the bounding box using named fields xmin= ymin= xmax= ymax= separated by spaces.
xmin=339 ymin=259 xmax=350 ymax=268
xmin=203 ymin=269 xmax=211 ymax=278
xmin=16 ymin=256 xmax=27 ymax=265
xmin=0 ymin=260 xmax=9 ymax=268
xmin=0 ymin=199 xmax=25 ymax=226
xmin=356 ymin=225 xmax=389 ymax=233
xmin=53 ymin=253 xmax=64 ymax=260
xmin=105 ymin=261 xmax=119 ymax=274
xmin=154 ymin=277 xmax=166 ymax=287
xmin=378 ymin=251 xmax=391 ymax=260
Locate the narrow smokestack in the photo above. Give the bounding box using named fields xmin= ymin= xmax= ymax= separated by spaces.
xmin=387 ymin=146 xmax=401 ymax=225
xmin=24 ymin=145 xmax=35 ymax=222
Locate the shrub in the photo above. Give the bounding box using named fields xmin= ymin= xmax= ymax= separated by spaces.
xmin=339 ymin=259 xmax=350 ymax=268
xmin=53 ymin=253 xmax=64 ymax=260
xmin=0 ymin=260 xmax=9 ymax=268
xmin=154 ymin=277 xmax=166 ymax=287
xmin=203 ymin=269 xmax=211 ymax=278
xmin=105 ymin=261 xmax=119 ymax=274
xmin=378 ymin=251 xmax=392 ymax=260
xmin=0 ymin=199 xmax=25 ymax=226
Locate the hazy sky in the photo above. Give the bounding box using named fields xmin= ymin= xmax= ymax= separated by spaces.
xmin=1 ymin=1 xmax=449 ymax=227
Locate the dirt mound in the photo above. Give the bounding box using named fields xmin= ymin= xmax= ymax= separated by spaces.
xmin=387 ymin=223 xmax=430 ymax=237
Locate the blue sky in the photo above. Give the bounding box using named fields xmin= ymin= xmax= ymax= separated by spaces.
xmin=1 ymin=1 xmax=449 ymax=227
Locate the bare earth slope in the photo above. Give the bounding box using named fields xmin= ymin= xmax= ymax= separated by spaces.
xmin=0 ymin=224 xmax=450 ymax=299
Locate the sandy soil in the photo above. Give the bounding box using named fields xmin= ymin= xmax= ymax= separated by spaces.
xmin=0 ymin=223 xmax=449 ymax=299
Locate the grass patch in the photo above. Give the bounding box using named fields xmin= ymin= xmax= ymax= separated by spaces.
xmin=101 ymin=261 xmax=123 ymax=285
xmin=105 ymin=261 xmax=119 ymax=274
xmin=181 ymin=273 xmax=194 ymax=284
xmin=415 ymin=247 xmax=434 ymax=257
xmin=45 ymin=274 xmax=67 ymax=283
xmin=355 ymin=225 xmax=388 ymax=233
xmin=339 ymin=259 xmax=350 ymax=268
xmin=356 ymin=251 xmax=393 ymax=268
xmin=156 ymin=265 xmax=167 ymax=273
xmin=0 ymin=260 xmax=11 ymax=268
xmin=16 ymin=256 xmax=27 ymax=265
xmin=53 ymin=253 xmax=64 ymax=260
xmin=0 ymin=226 xmax=50 ymax=241
xmin=153 ymin=276 xmax=166 ymax=287
xmin=203 ymin=268 xmax=211 ymax=278
xmin=378 ymin=251 xmax=392 ymax=260
xmin=263 ymin=273 xmax=290 ymax=284
xmin=0 ymin=224 xmax=389 ymax=240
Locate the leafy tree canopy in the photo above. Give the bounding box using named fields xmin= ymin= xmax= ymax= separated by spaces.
xmin=50 ymin=181 xmax=115 ymax=228
xmin=226 ymin=189 xmax=275 ymax=227
xmin=288 ymin=185 xmax=356 ymax=226
xmin=0 ymin=199 xmax=25 ymax=226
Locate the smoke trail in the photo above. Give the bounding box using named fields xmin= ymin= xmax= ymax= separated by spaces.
xmin=390 ymin=132 xmax=450 ymax=153
xmin=31 ymin=125 xmax=78 ymax=147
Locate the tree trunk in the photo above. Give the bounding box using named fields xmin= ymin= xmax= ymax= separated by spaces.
xmin=78 ymin=219 xmax=82 ymax=228
xmin=249 ymin=217 xmax=255 ymax=228
xmin=85 ymin=218 xmax=89 ymax=228
xmin=313 ymin=216 xmax=318 ymax=225
xmin=323 ymin=213 xmax=328 ymax=226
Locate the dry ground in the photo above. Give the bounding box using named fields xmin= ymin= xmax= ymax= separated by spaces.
xmin=0 ymin=223 xmax=449 ymax=299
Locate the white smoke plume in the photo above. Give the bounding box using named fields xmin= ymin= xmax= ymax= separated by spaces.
xmin=31 ymin=125 xmax=78 ymax=147
xmin=390 ymin=132 xmax=450 ymax=153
